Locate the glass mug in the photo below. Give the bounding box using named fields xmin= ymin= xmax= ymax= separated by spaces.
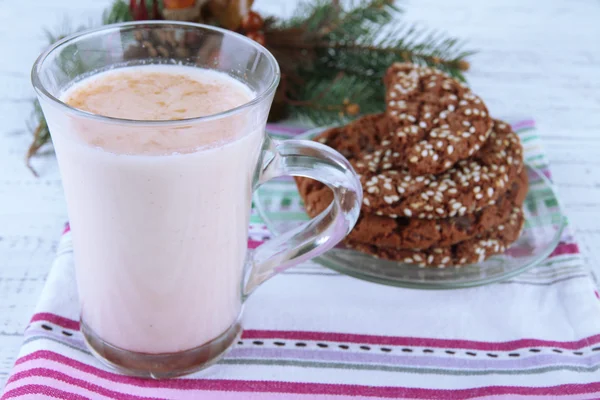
xmin=32 ymin=21 xmax=362 ymax=378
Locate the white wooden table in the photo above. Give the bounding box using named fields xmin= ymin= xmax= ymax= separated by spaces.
xmin=1 ymin=0 xmax=599 ymax=390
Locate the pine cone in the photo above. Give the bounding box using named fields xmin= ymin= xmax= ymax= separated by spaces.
xmin=124 ymin=29 xmax=192 ymax=59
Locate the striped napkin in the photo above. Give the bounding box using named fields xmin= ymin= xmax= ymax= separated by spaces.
xmin=3 ymin=120 xmax=600 ymax=399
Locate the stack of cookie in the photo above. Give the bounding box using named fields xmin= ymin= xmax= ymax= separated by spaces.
xmin=296 ymin=63 xmax=527 ymax=267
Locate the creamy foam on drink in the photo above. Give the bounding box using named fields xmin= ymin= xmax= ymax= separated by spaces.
xmin=52 ymin=65 xmax=263 ymax=353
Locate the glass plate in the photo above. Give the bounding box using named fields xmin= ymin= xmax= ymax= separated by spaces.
xmin=254 ymin=129 xmax=566 ymax=289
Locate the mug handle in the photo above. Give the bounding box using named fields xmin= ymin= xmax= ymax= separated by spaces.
xmin=243 ymin=136 xmax=363 ymax=296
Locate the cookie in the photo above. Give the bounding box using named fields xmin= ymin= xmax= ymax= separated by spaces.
xmin=313 ymin=113 xmax=389 ymax=163
xmin=379 ymin=62 xmax=493 ymax=175
xmin=347 ymin=207 xmax=525 ymax=267
xmin=349 ymin=167 xmax=528 ymax=249
xmin=359 ymin=119 xmax=524 ymax=219
xmin=298 ymin=166 xmax=527 ymax=250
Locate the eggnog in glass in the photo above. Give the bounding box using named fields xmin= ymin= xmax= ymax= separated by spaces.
xmin=32 ymin=21 xmax=362 ymax=378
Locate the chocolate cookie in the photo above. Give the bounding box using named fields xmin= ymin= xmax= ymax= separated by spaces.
xmin=350 ymin=168 xmax=528 ymax=249
xmin=298 ymin=167 xmax=527 ymax=250
xmin=347 ymin=207 xmax=525 ymax=267
xmin=377 ymin=63 xmax=493 ymax=175
xmin=313 ymin=113 xmax=389 ymax=163
xmin=359 ymin=119 xmax=524 ymax=219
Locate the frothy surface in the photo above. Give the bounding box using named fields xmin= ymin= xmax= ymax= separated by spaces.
xmin=58 ymin=66 xmax=256 ymax=155
xmin=62 ymin=66 xmax=253 ymax=121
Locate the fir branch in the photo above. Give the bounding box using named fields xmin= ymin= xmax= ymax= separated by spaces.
xmin=290 ymin=73 xmax=384 ymax=125
xmin=103 ymin=0 xmax=133 ymax=24
xmin=319 ymin=24 xmax=474 ymax=81
xmin=328 ymin=0 xmax=401 ymax=37
xmin=26 ymin=100 xmax=51 ymax=177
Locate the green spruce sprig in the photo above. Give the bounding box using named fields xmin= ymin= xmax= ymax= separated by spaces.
xmin=273 ymin=0 xmax=473 ymax=123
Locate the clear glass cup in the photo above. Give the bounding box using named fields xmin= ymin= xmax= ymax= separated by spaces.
xmin=31 ymin=21 xmax=362 ymax=379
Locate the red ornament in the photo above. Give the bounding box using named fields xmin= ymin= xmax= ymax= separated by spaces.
xmin=241 ymin=11 xmax=264 ymax=32
xmin=246 ymin=31 xmax=266 ymax=46
xmin=152 ymin=0 xmax=160 ymax=19
xmin=130 ymin=0 xmax=149 ymax=21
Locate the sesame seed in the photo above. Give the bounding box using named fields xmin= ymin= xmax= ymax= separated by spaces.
xmin=447 ymin=145 xmax=454 ymax=155
xmin=367 ymin=187 xmax=378 ymax=193
xmin=363 ymin=198 xmax=370 ymax=206
xmin=447 ymin=104 xmax=455 ymax=112
xmin=415 ymin=176 xmax=424 ymax=182
xmin=384 ymin=196 xmax=394 ymax=204
xmin=436 ymin=208 xmax=444 ymax=214
xmin=487 ymin=187 xmax=494 ymax=197
xmin=473 ymin=186 xmax=481 ymax=193
xmin=383 ymin=183 xmax=392 ymax=190
xmin=452 ymin=203 xmax=461 ymax=209
xmin=409 ymin=156 xmax=418 ymax=163
xmin=404 ymin=257 xmax=413 ymax=263
xmin=413 ymin=254 xmax=423 ymax=262
xmin=404 ymin=209 xmax=412 ymax=217
xmin=421 ymin=150 xmax=428 ymax=157
xmin=441 ymin=257 xmax=450 ymax=264
xmin=464 ymin=109 xmax=472 ymax=115
xmin=419 ymin=121 xmax=427 ymax=129
xmin=397 ymin=186 xmax=405 ymax=193
xmin=421 ymin=193 xmax=429 ymax=200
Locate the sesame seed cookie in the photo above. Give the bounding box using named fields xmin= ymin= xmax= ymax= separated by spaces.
xmin=346 ymin=207 xmax=525 ymax=267
xmin=359 ymin=119 xmax=524 ymax=219
xmin=350 ymin=167 xmax=527 ymax=249
xmin=313 ymin=113 xmax=389 ymax=162
xmin=297 ymin=166 xmax=527 ymax=250
xmin=379 ymin=62 xmax=493 ymax=175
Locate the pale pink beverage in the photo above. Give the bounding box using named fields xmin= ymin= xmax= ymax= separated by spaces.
xmin=54 ymin=65 xmax=262 ymax=354
xmin=35 ymin=22 xmax=361 ymax=378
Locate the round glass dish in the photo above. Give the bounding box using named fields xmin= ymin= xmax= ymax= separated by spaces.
xmin=254 ymin=129 xmax=566 ymax=289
